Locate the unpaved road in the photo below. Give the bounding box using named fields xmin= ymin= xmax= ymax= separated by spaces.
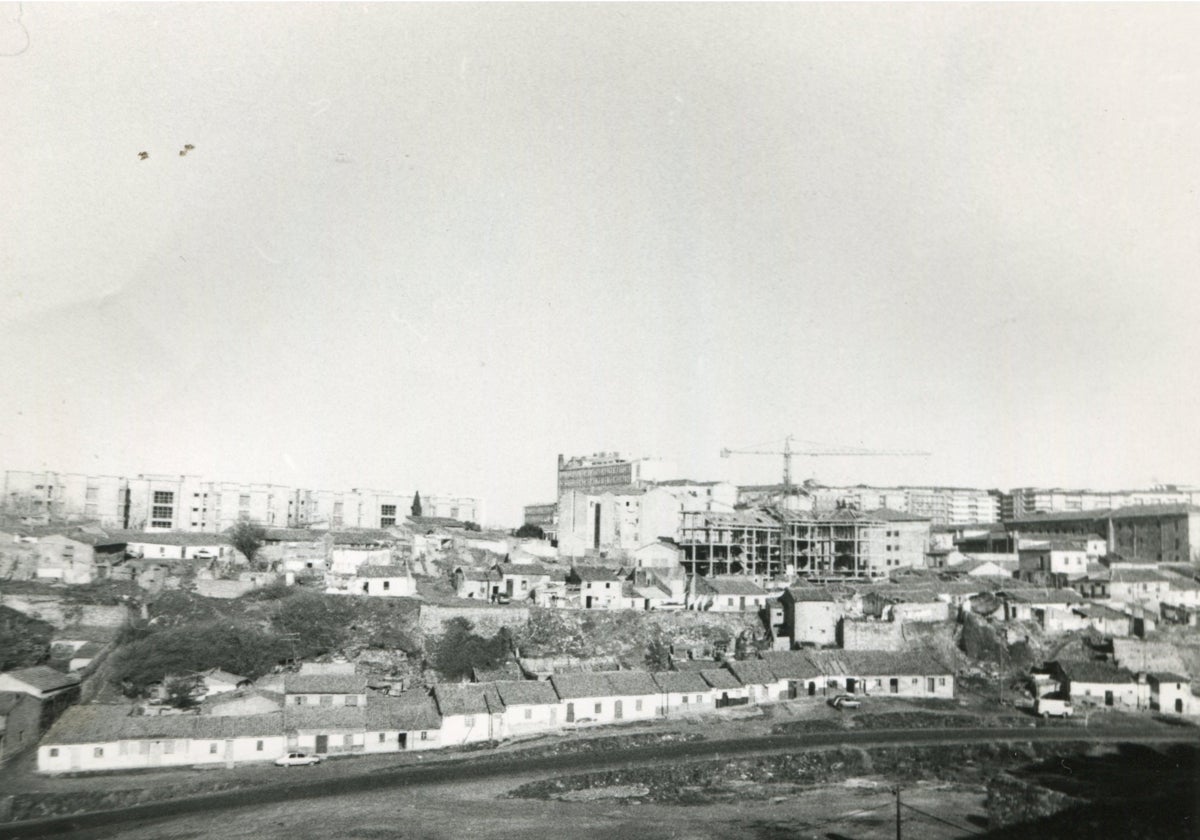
xmin=3 ymin=725 xmax=1196 ymax=839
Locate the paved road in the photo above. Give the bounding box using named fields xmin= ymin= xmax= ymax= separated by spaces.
xmin=3 ymin=726 xmax=1197 ymax=839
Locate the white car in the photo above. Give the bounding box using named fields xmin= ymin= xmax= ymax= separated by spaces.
xmin=274 ymin=752 xmax=322 ymax=767
xmin=829 ymin=693 xmax=863 ymax=710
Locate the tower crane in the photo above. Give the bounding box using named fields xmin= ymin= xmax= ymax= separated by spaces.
xmin=720 ymin=435 xmax=931 ymax=499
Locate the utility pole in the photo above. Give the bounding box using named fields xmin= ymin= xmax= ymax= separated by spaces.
xmin=894 ymin=785 xmax=902 ymax=840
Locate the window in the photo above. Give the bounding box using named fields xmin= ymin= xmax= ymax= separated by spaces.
xmin=346 ymin=695 xmax=358 ymax=707
xmin=594 ymin=702 xmax=602 ymax=714
xmin=152 ymin=506 xmax=173 ymax=520
xmin=682 ymin=696 xmax=689 ymax=704
xmin=343 ymin=734 xmax=353 ymax=747
xmin=696 ymin=695 xmax=702 ymax=703
xmin=49 ymin=748 xmax=59 ymax=757
xmin=464 ymin=715 xmax=475 ymax=726
xmin=154 ymin=491 xmax=174 ymax=504
xmin=294 ymin=696 xmax=306 ymax=705
xmin=525 ymin=708 xmax=533 ymax=719
xmin=420 ymin=731 xmax=428 ymax=741
xmin=256 ymin=740 xmax=264 ymax=751
xmin=911 ymin=678 xmax=918 ymax=685
xmin=636 ymin=699 xmax=643 ymax=711
xmin=320 ymin=695 xmax=332 ymax=706
xmin=94 ymin=747 xmax=104 ymax=758
xmin=210 ymin=743 xmax=218 ymax=754
xmin=164 ymin=741 xmax=175 ymax=754
xmin=379 ymin=732 xmax=386 ymax=742
xmin=938 ymin=678 xmax=946 ymax=686
xmin=239 ymin=495 xmax=251 ymax=507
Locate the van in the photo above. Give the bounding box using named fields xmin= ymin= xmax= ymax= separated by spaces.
xmin=1035 ymin=696 xmax=1074 ymax=718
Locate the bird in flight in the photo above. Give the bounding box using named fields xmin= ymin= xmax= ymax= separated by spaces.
xmin=179 ymin=144 xmax=195 ymax=157
xmin=138 ymin=151 xmax=149 ymax=160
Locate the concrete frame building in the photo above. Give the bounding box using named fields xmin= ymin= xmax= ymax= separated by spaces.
xmin=779 ymin=508 xmax=930 ymax=579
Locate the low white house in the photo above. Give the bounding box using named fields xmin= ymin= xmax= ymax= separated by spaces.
xmin=432 ymin=684 xmax=502 ymax=745
xmin=724 ymin=660 xmax=788 ymax=704
xmin=689 ymin=576 xmax=770 ymax=612
xmin=651 ymin=671 xmax=714 ymax=714
xmin=1148 ymin=673 xmax=1194 ymax=715
xmin=351 ymin=564 xmax=416 ymax=597
xmin=492 ymin=680 xmax=561 ymax=737
xmin=38 ymin=707 xmax=285 ymax=773
xmin=283 ymin=673 xmax=368 ymax=707
xmin=550 ymin=671 xmax=659 ymax=726
xmin=1050 ymin=660 xmax=1146 ymax=709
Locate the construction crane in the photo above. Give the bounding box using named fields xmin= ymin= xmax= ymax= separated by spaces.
xmin=720 ymin=435 xmax=931 ymax=498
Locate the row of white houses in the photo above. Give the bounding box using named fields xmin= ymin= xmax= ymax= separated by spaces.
xmin=38 ymin=650 xmax=956 ymax=774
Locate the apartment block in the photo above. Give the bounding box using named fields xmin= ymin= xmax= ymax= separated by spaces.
xmin=556 ymin=452 xmax=676 ymax=496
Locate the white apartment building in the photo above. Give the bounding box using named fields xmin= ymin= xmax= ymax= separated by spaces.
xmin=3 ymin=469 xmax=483 ymax=533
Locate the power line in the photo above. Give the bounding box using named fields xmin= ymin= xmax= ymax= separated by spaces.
xmin=900 ymin=800 xmax=986 ymax=835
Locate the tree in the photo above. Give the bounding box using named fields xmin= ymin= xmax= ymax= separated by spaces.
xmin=514 ymin=524 xmax=545 ymax=539
xmin=229 ymin=519 xmax=267 ymax=565
xmin=463 ymin=521 xmax=481 ymax=532
xmin=430 ymin=617 xmax=511 ymax=680
xmin=163 ymin=673 xmax=204 ymax=710
xmin=411 ymin=491 xmax=422 ymax=518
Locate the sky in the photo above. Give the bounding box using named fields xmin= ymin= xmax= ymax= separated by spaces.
xmin=2 ymin=3 xmax=1200 ymax=526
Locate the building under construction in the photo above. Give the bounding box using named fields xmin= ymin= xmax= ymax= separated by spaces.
xmin=779 ymin=507 xmax=929 ymax=580
xmin=677 ymin=508 xmax=783 ymax=577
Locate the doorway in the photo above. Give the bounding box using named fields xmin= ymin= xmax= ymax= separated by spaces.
xmin=614 ymin=700 xmax=623 ymax=720
xmin=566 ymin=702 xmax=575 ymax=723
xmin=315 ymin=734 xmax=329 ymax=753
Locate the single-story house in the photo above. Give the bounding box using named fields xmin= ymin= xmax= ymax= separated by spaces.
xmin=0 ymin=691 xmax=41 ymax=763
xmin=432 ymin=683 xmax=503 ymax=745
xmin=688 ymin=576 xmax=770 ymax=613
xmin=38 ymin=707 xmax=286 ymax=773
xmin=453 ymin=566 xmax=497 ymax=600
xmin=492 ymin=680 xmax=561 ymax=738
xmin=283 ymin=673 xmax=368 ymax=707
xmin=651 ymin=671 xmax=715 ymax=714
xmin=550 ymin=671 xmax=658 ymax=726
xmin=1148 ymin=673 xmax=1194 ymax=715
xmin=1048 ymin=660 xmax=1145 ymax=709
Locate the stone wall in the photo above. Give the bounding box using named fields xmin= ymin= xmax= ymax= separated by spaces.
xmin=0 ymin=594 xmax=129 ymax=627
xmin=419 ymin=603 xmax=532 ymax=636
xmin=840 ymin=619 xmax=904 ymax=651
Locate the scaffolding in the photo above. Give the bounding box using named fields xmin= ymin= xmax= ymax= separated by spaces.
xmin=678 ymin=508 xmax=783 ymax=577
xmin=780 ymin=508 xmax=886 ymax=581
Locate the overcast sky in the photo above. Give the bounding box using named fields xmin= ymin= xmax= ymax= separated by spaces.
xmin=2 ymin=3 xmax=1199 ymax=525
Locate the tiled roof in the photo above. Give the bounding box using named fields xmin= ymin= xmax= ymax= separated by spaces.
xmin=263 ymin=528 xmax=328 ymax=542
xmin=652 ymin=671 xmax=710 ymax=694
xmin=696 ymin=577 xmax=768 ymax=596
xmin=550 ymin=672 xmax=617 ymax=700
xmin=1001 ymin=589 xmax=1083 ymax=604
xmin=43 ymin=707 xmax=285 ymax=745
xmin=114 ymin=531 xmax=231 ymax=546
xmin=1109 ymin=568 xmax=1172 ymax=584
xmin=456 ymin=567 xmax=495 ymax=581
xmin=699 ymin=669 xmax=743 ymax=690
xmin=757 ymin=651 xmax=822 ymax=680
xmin=493 ymin=680 xmax=559 ymax=707
xmin=1111 ymin=640 xmax=1188 ymax=674
xmin=495 ymin=562 xmax=552 ymax=577
xmin=433 ymin=683 xmax=500 ymax=716
xmin=571 ymin=565 xmax=624 ymax=582
xmin=1147 ymin=672 xmax=1190 ymax=684
xmin=331 ymin=530 xmax=397 ymax=546
xmin=604 ymin=671 xmax=659 ymax=696
xmin=1055 ymin=659 xmax=1134 ymax=684
xmin=725 ymin=659 xmax=779 ymax=686
xmin=357 ymin=564 xmax=410 ymax=578
xmin=283 ymin=673 xmax=367 ymax=695
xmin=2 ymin=665 xmax=81 ymax=693
xmin=284 ymin=705 xmax=367 ymax=730
xmin=365 ymin=692 xmax=442 ymax=731
xmin=785 ymin=586 xmax=836 ymax=602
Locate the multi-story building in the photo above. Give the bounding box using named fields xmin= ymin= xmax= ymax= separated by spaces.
xmin=778 ymin=508 xmax=930 ymax=579
xmin=1001 ymin=485 xmax=1200 ymax=520
xmin=738 ymin=483 xmax=1000 ymax=526
xmin=2 ymin=469 xmax=483 ymax=533
xmin=1006 ymin=503 xmax=1200 ymax=564
xmin=556 ymin=486 xmax=682 ymax=559
xmin=556 ymin=452 xmax=676 ymax=496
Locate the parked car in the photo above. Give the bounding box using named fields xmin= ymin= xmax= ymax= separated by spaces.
xmin=829 ymin=694 xmax=862 ymax=710
xmin=275 ymin=752 xmax=322 ymax=767
xmin=1035 ymin=696 xmax=1074 ymax=718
